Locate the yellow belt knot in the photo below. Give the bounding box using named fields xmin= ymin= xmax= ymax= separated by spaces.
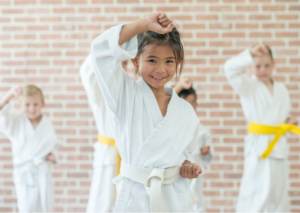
xmin=248 ymin=122 xmax=300 ymax=159
xmin=97 ymin=134 xmax=121 ymax=176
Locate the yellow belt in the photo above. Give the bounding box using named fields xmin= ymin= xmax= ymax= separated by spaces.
xmin=97 ymin=134 xmax=121 ymax=176
xmin=248 ymin=122 xmax=300 ymax=159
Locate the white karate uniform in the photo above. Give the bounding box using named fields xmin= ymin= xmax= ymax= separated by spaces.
xmin=0 ymin=105 xmax=57 ymax=212
xmin=224 ymin=50 xmax=291 ymax=212
xmin=190 ymin=129 xmax=214 ymax=213
xmin=91 ymin=24 xmax=205 ymax=212
xmin=79 ymin=55 xmax=118 ymax=212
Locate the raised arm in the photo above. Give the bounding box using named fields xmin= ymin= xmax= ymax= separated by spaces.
xmin=224 ymin=49 xmax=255 ymax=97
xmin=90 ymin=13 xmax=173 ymax=115
xmin=174 ymin=77 xmax=193 ymax=94
xmin=0 ymin=87 xmax=22 ymax=137
xmin=0 ymin=86 xmax=22 ymax=110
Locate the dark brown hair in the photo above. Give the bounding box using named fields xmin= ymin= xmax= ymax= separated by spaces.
xmin=178 ymin=87 xmax=197 ymax=101
xmin=134 ymin=27 xmax=184 ymax=78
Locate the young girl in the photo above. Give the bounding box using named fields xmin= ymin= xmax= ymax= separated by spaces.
xmin=174 ymin=77 xmax=214 ymax=212
xmin=90 ymin=12 xmax=204 ymax=212
xmin=0 ymin=85 xmax=57 ymax=212
xmin=80 ymin=56 xmax=129 ymax=212
xmin=224 ymin=44 xmax=299 ymax=212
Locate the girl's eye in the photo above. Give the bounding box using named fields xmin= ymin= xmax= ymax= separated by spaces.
xmin=256 ymin=65 xmax=260 ymax=69
xmin=26 ymin=104 xmax=29 ymax=107
xmin=166 ymin=60 xmax=174 ymax=63
xmin=149 ymin=59 xmax=156 ymax=63
xmin=34 ymin=104 xmax=38 ymax=107
xmin=265 ymin=64 xmax=269 ymax=68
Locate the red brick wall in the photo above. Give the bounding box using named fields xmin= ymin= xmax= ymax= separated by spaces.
xmin=0 ymin=0 xmax=299 ymax=212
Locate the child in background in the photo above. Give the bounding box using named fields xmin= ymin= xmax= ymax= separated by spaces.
xmin=90 ymin=12 xmax=204 ymax=212
xmin=174 ymin=77 xmax=214 ymax=212
xmin=224 ymin=44 xmax=299 ymax=212
xmin=0 ymin=85 xmax=57 ymax=212
xmin=80 ymin=56 xmax=129 ymax=212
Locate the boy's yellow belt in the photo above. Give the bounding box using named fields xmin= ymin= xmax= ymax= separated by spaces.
xmin=248 ymin=122 xmax=300 ymax=159
xmin=98 ymin=134 xmax=121 ymax=176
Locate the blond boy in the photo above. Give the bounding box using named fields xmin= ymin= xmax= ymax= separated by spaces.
xmin=0 ymin=85 xmax=57 ymax=212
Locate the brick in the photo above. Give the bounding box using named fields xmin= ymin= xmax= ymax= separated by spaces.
xmin=41 ymin=0 xmax=62 ymax=3
xmin=196 ymin=15 xmax=218 ymax=20
xmin=263 ymin=5 xmax=285 ymax=11
xmin=236 ymin=23 xmax=258 ymax=29
xmin=2 ymin=9 xmax=23 ymax=14
xmin=210 ymin=6 xmax=232 ymax=11
xmin=249 ymin=15 xmax=271 ymax=20
xmin=210 ymin=23 xmax=232 ymax=29
xmin=223 ymin=15 xmax=245 ymax=20
xmin=276 ymin=32 xmax=298 ymax=37
xmin=236 ymin=5 xmax=258 ymax=11
xmin=276 ymin=15 xmax=298 ymax=20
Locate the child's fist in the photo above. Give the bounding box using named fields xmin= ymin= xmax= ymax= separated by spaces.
xmin=179 ymin=77 xmax=193 ymax=90
xmin=250 ymin=43 xmax=270 ymax=58
xmin=180 ymin=161 xmax=202 ymax=179
xmin=46 ymin=153 xmax=56 ymax=163
xmin=10 ymin=86 xmax=23 ymax=98
xmin=286 ymin=117 xmax=298 ymax=125
xmin=200 ymin=146 xmax=210 ymax=155
xmin=145 ymin=12 xmax=174 ymax=35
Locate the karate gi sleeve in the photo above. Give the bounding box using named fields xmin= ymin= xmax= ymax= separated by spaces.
xmin=186 ymin=123 xmax=205 ymax=163
xmin=91 ymin=24 xmax=137 ymax=117
xmin=192 ymin=127 xmax=214 ymax=165
xmin=0 ymin=104 xmax=19 ymax=137
xmin=224 ymin=49 xmax=255 ymax=97
xmin=200 ymin=130 xmax=214 ymax=165
xmin=79 ymin=54 xmax=112 ymax=133
xmin=79 ymin=54 xmax=105 ymax=112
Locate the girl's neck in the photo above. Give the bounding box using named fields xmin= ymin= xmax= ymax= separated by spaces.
xmin=150 ymin=85 xmax=168 ymax=97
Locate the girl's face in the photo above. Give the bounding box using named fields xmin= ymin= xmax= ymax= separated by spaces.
xmin=184 ymin=94 xmax=197 ymax=112
xmin=134 ymin=44 xmax=177 ymax=90
xmin=21 ymin=95 xmax=44 ymax=121
xmin=249 ymin=55 xmax=274 ymax=84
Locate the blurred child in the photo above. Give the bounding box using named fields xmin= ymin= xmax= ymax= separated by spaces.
xmin=174 ymin=77 xmax=214 ymax=212
xmin=0 ymin=85 xmax=57 ymax=212
xmin=224 ymin=44 xmax=299 ymax=212
xmin=90 ymin=12 xmax=203 ymax=212
xmin=80 ymin=56 xmax=129 ymax=212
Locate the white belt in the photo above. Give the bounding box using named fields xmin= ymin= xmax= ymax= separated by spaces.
xmin=120 ymin=162 xmax=182 ymax=212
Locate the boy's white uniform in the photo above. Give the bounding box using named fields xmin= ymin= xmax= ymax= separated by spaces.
xmin=224 ymin=50 xmax=291 ymax=212
xmin=80 ymin=55 xmax=117 ymax=212
xmin=0 ymin=106 xmax=57 ymax=212
xmin=190 ymin=129 xmax=214 ymax=212
xmin=91 ymin=24 xmax=205 ymax=212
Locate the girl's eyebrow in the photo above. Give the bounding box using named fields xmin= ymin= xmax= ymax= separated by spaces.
xmin=147 ymin=55 xmax=175 ymax=59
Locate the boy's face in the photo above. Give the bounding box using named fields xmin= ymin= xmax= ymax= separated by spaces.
xmin=21 ymin=95 xmax=44 ymax=121
xmin=249 ymin=55 xmax=274 ymax=83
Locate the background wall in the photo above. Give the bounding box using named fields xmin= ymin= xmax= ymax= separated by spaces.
xmin=0 ymin=0 xmax=299 ymax=212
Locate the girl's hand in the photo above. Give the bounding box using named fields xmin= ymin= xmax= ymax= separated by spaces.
xmin=250 ymin=43 xmax=269 ymax=58
xmin=180 ymin=161 xmax=202 ymax=179
xmin=179 ymin=77 xmax=193 ymax=90
xmin=10 ymin=86 xmax=23 ymax=98
xmin=46 ymin=153 xmax=56 ymax=163
xmin=200 ymin=146 xmax=210 ymax=155
xmin=145 ymin=12 xmax=174 ymax=35
xmin=286 ymin=117 xmax=299 ymax=125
